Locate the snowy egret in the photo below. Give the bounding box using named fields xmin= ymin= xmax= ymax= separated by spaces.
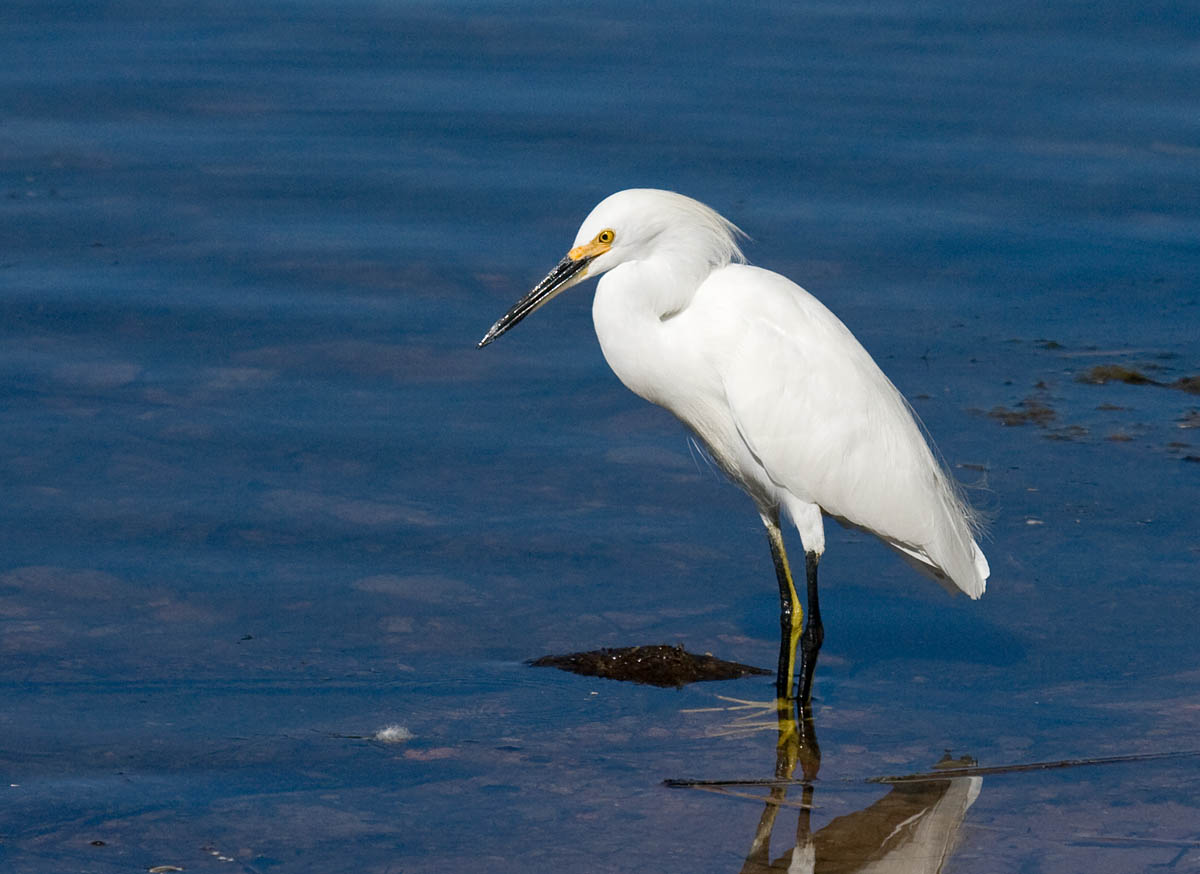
xmin=478 ymin=189 xmax=989 ymax=705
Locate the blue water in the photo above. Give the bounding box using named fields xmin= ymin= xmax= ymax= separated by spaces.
xmin=2 ymin=1 xmax=1199 ymax=871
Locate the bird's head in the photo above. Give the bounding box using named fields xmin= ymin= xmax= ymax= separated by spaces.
xmin=477 ymin=189 xmax=744 ymax=348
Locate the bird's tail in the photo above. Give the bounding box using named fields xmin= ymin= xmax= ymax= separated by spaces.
xmin=890 ymin=386 xmax=990 ymax=598
xmin=888 ymin=513 xmax=989 ymax=600
xmin=890 ymin=540 xmax=987 ymax=599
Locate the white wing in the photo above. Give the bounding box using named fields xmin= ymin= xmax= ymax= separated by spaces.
xmin=704 ymin=265 xmax=988 ymax=597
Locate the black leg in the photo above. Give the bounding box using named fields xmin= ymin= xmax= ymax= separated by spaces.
xmin=763 ymin=514 xmax=802 ymax=701
xmin=796 ymin=551 xmax=824 ymax=708
xmin=773 ymin=563 xmax=796 ymax=702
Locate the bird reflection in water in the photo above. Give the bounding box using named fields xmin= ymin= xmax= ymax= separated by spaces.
xmin=676 ymin=703 xmax=980 ymax=874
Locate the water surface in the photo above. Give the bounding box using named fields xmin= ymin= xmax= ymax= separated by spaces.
xmin=1 ymin=1 xmax=1198 ymax=871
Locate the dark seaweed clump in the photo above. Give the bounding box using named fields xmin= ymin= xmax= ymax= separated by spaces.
xmin=529 ymin=644 xmax=770 ymax=687
xmin=1077 ymin=365 xmax=1200 ymax=394
xmin=987 ymin=399 xmax=1056 ymax=426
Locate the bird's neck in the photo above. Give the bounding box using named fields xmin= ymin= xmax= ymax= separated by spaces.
xmin=591 ymin=259 xmax=710 ymax=406
xmin=602 ymin=258 xmax=708 ymax=320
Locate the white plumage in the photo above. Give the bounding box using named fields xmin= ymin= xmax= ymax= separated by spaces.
xmin=480 ymin=188 xmax=989 ymax=703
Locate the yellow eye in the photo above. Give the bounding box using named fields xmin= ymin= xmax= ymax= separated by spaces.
xmin=597 ymin=229 xmax=615 ymax=245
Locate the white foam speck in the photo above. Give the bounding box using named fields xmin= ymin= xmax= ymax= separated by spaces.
xmin=374 ymin=724 xmax=414 ymax=743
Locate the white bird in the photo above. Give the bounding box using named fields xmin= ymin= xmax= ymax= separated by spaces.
xmin=479 ymin=189 xmax=989 ymax=706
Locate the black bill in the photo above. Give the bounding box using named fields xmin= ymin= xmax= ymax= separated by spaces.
xmin=477 ymin=254 xmax=593 ymax=348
